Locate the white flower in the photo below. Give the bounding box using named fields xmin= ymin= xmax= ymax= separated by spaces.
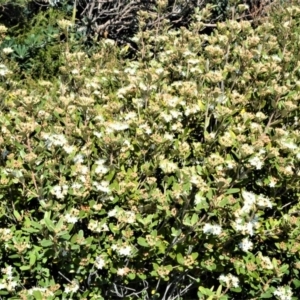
xmin=65 ymin=282 xmax=79 ymax=294
xmin=65 ymin=213 xmax=78 ymax=224
xmin=219 ymin=274 xmax=239 ymax=288
xmin=117 ymin=267 xmax=127 ymax=276
xmin=231 ymin=275 xmax=239 ymax=288
xmin=51 ymin=185 xmax=68 ymax=199
xmin=239 ymin=237 xmax=253 ymax=252
xmin=107 ymin=122 xmax=129 ymax=132
xmin=249 ymin=156 xmax=264 ymax=169
xmin=71 ymin=182 xmax=82 ymax=190
xmin=93 ymin=131 xmax=102 ymax=138
xmin=44 ymin=133 xmax=68 ymax=149
xmin=108 ymin=208 xmax=118 ymax=217
xmin=125 ymin=211 xmax=136 ymax=224
xmin=169 ymin=110 xmax=182 ymax=119
xmin=274 ymin=286 xmax=293 ymax=300
xmin=218 ymin=274 xmax=229 ymax=284
xmin=8 ymin=281 xmax=18 ymax=289
xmin=242 ymin=190 xmax=256 ymax=204
xmin=161 ymin=112 xmax=173 ymax=122
xmin=64 ymin=145 xmax=76 ymax=154
xmin=256 ymin=194 xmax=272 ymax=208
xmin=118 ymin=245 xmax=132 ymax=256
xmin=269 ymin=177 xmax=277 ymax=187
xmin=280 ymin=139 xmax=297 ymax=150
xmin=111 ymin=244 xmax=118 ymax=251
xmin=124 ymin=111 xmax=137 ymax=120
xmin=203 ymin=223 xmax=222 ymax=236
xmin=95 ymin=256 xmax=105 ymax=269
xmin=93 ymin=159 xmax=108 ymax=168
xmin=160 ymin=159 xmax=178 ymax=173
xmin=100 ymin=223 xmax=109 ymax=231
xmin=0 ymin=64 xmax=9 ymax=76
xmin=3 ymin=47 xmax=13 ymax=54
xmin=259 ymin=253 xmax=274 ymax=270
xmin=233 ymin=215 xmax=259 ymax=236
xmin=73 ymin=154 xmax=85 ymax=164
xmin=226 ymin=161 xmax=235 ymax=169
xmin=194 ymin=193 xmax=205 ymax=205
xmin=93 ymin=181 xmax=110 ymax=193
xmin=79 ymin=165 xmax=89 ymax=175
xmin=164 ymin=133 xmax=174 ymax=140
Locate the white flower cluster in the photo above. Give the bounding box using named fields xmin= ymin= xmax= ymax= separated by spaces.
xmin=248 ymin=149 xmax=266 ymax=170
xmin=93 ymin=181 xmax=110 ymax=193
xmin=233 ymin=215 xmax=260 ymax=236
xmin=2 ymin=47 xmax=13 ymax=54
xmin=94 ymin=159 xmax=109 ymax=175
xmin=0 ymin=266 xmax=18 ymax=291
xmin=107 ymin=208 xmax=136 ymax=224
xmin=117 ymin=267 xmax=130 ymax=276
xmin=203 ymin=223 xmax=222 ymax=236
xmin=279 ymin=138 xmax=298 ymax=151
xmin=42 ymin=133 xmax=68 ymax=149
xmin=159 ymin=159 xmax=178 ymax=174
xmin=64 ymin=281 xmax=79 ymax=294
xmin=219 ymin=273 xmax=239 ymax=288
xmin=88 ymin=220 xmax=109 ymax=233
xmin=238 ymin=190 xmax=272 ymax=215
xmin=274 ymin=286 xmax=293 ymax=300
xmin=122 ymin=211 xmax=136 ymax=224
xmin=64 ymin=208 xmax=80 ymax=224
xmin=238 ymin=237 xmax=253 ymax=252
xmin=111 ymin=244 xmax=132 ymax=256
xmin=249 ymin=155 xmax=264 ymax=169
xmin=94 ymin=256 xmax=106 ymax=269
xmin=0 ymin=64 xmax=10 ymax=76
xmin=73 ymin=154 xmax=85 ymax=164
xmin=51 ymin=184 xmax=68 ymax=199
xmin=0 ymin=228 xmax=12 ymax=242
xmin=106 ymin=122 xmax=129 ymax=133
xmin=258 ymin=253 xmax=274 ymax=270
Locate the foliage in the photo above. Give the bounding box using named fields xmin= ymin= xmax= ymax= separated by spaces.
xmin=27 ymin=0 xmax=276 ymax=44
xmin=0 ymin=1 xmax=300 ymax=299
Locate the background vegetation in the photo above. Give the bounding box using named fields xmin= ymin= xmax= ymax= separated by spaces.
xmin=0 ymin=0 xmax=299 ymax=299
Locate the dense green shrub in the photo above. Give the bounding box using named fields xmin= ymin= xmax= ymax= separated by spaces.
xmin=0 ymin=1 xmax=300 ymax=299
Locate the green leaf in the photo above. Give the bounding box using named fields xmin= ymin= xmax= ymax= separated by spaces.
xmin=137 ymin=273 xmax=147 ymax=280
xmin=32 ymin=290 xmax=43 ymax=300
xmin=30 ymin=221 xmax=43 ymax=230
xmin=44 ymin=212 xmax=55 ymax=232
xmin=128 ymin=273 xmax=136 ymax=280
xmin=20 ymin=265 xmax=31 ymax=271
xmin=137 ymin=237 xmax=149 ymax=247
xmin=29 ymin=252 xmax=37 ymax=266
xmin=260 ymin=292 xmax=273 ymax=298
xmin=216 ymin=285 xmax=222 ymax=296
xmin=225 ymin=188 xmax=240 ymax=195
xmin=176 ymin=253 xmax=185 ymax=265
xmin=22 ymin=227 xmax=40 ymax=233
xmin=55 ymin=217 xmax=64 ymax=232
xmin=40 ymin=239 xmax=53 ymax=247
xmin=190 ymin=213 xmax=199 ymax=226
xmin=199 ymin=286 xmax=214 ymax=296
xmin=293 ymin=279 xmax=300 ymax=288
xmin=13 ymin=210 xmax=22 ymax=221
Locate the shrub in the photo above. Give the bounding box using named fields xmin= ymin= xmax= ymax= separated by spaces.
xmin=0 ymin=1 xmax=300 ymax=299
